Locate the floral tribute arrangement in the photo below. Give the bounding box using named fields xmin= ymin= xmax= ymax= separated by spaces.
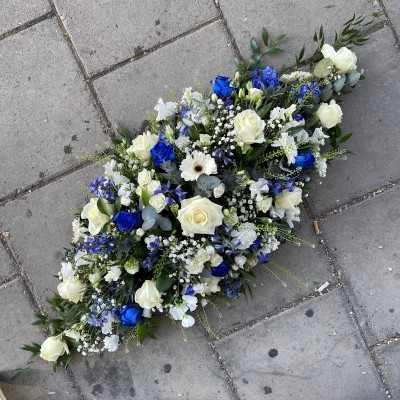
xmin=20 ymin=15 xmax=377 ymax=370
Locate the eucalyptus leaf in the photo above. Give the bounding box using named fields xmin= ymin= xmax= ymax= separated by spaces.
xmin=332 ymin=77 xmax=346 ymax=92
xmin=197 ymin=174 xmax=221 ymax=190
xmin=142 ymin=218 xmax=157 ymax=231
xmin=313 ymin=58 xmax=333 ymax=78
xmin=320 ymin=87 xmax=333 ymax=102
xmin=158 ymin=217 xmax=172 ymax=231
xmin=142 ymin=205 xmax=157 ymax=220
xmin=345 ymin=70 xmax=361 ymax=87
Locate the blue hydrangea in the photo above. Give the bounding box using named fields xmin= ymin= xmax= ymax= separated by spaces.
xmin=251 ymin=66 xmax=279 ymax=89
xmin=83 ymin=233 xmax=115 ymax=255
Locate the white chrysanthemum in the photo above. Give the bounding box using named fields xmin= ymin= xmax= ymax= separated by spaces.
xmin=271 ymin=132 xmax=298 ymax=165
xmin=280 ymin=71 xmax=313 ymax=83
xmin=185 ymin=259 xmax=204 ymax=275
xmin=179 ymin=151 xmax=218 ymax=181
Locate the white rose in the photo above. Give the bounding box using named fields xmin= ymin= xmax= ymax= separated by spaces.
xmin=177 ymin=196 xmax=224 ymax=236
xmin=213 ymin=183 xmax=225 ymax=199
xmin=137 ymin=169 xmax=154 ymax=186
xmin=149 ymin=193 xmax=166 ymax=213
xmin=135 ymin=280 xmax=162 ymax=309
xmin=316 ymin=100 xmax=343 ymax=129
xmin=246 ymin=88 xmax=263 ymax=102
xmin=256 ymin=197 xmax=273 ymax=213
xmin=40 ymin=336 xmax=69 ymax=362
xmin=104 ymin=266 xmax=122 ymax=283
xmin=321 ymin=44 xmax=357 ymax=73
xmin=57 ymin=277 xmax=86 ymax=303
xmin=275 ymin=187 xmax=302 ymax=213
xmin=147 ymin=180 xmax=161 ymax=195
xmin=210 ymin=253 xmax=223 ymax=267
xmin=127 ymin=131 xmax=158 ymax=160
xmin=199 ymin=134 xmax=212 ymax=144
xmin=233 ymin=109 xmax=266 ymax=152
xmin=81 ymin=198 xmax=111 ymax=235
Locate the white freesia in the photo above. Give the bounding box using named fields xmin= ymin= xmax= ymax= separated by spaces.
xmin=40 ymin=336 xmax=69 ymax=362
xmin=271 ymin=131 xmax=298 ymax=165
xmin=233 ymin=109 xmax=266 ymax=152
xmin=177 ymin=196 xmax=223 ymax=236
xmin=137 ymin=169 xmax=154 ymax=187
xmin=81 ymin=198 xmax=112 ymax=235
xmin=104 ymin=335 xmax=119 ymax=352
xmin=154 ymin=98 xmax=178 ymax=121
xmin=275 ymin=187 xmax=302 ymax=213
xmin=135 ymin=280 xmax=162 ymax=309
xmin=180 ymin=151 xmax=218 ymax=181
xmin=231 ymin=223 xmax=258 ymax=250
xmin=213 ymin=183 xmax=225 ymax=199
xmin=149 ymin=193 xmax=166 ymax=213
xmin=321 ymin=44 xmax=357 ymax=73
xmin=127 ymin=131 xmax=158 ymax=160
xmin=316 ymin=100 xmax=343 ymax=129
xmin=57 ymin=277 xmax=86 ymax=304
xmin=104 ymin=266 xmax=122 ymax=283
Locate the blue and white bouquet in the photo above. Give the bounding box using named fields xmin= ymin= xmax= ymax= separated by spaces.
xmin=20 ymin=15 xmax=375 ymax=370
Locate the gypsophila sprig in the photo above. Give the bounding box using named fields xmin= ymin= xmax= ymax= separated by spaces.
xmin=21 ymin=15 xmax=371 ymax=371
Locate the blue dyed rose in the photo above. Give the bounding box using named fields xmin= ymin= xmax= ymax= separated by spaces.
xmin=150 ymin=141 xmax=176 ymax=167
xmin=211 ymin=259 xmax=230 ymax=277
xmin=294 ymin=152 xmax=315 ymax=169
xmin=119 ymin=305 xmax=142 ymax=327
xmin=213 ymin=75 xmax=236 ymax=97
xmin=251 ymin=66 xmax=279 ymax=89
xmin=114 ymin=211 xmax=142 ymax=231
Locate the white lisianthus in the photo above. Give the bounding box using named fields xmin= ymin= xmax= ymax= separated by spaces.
xmin=271 ymin=131 xmax=298 ymax=165
xmin=57 ymin=277 xmax=86 ymax=304
xmin=213 ymin=183 xmax=225 ymax=199
xmin=149 ymin=193 xmax=166 ymax=213
xmin=316 ymin=100 xmax=343 ymax=129
xmin=40 ymin=336 xmax=69 ymax=362
xmin=256 ymin=196 xmax=273 ymax=213
xmin=169 ymin=304 xmax=187 ymax=320
xmin=177 ymin=196 xmax=224 ymax=236
xmin=233 ymin=109 xmax=266 ymax=153
xmin=180 ymin=151 xmax=218 ymax=181
xmin=137 ymin=169 xmax=154 ymax=187
xmin=154 ymin=98 xmax=178 ymax=121
xmin=60 ymin=261 xmax=74 ymax=279
xmin=81 ymin=198 xmax=112 ymax=235
xmin=104 ymin=335 xmax=119 ymax=352
xmin=275 ymin=187 xmax=302 ymax=213
xmin=127 ymin=131 xmax=158 ymax=160
xmin=210 ymin=253 xmax=223 ymax=267
xmin=104 ymin=266 xmax=122 ymax=283
xmin=182 ymin=314 xmax=195 ymax=328
xmin=231 ymin=222 xmax=258 ymax=250
xmin=135 ymin=280 xmax=162 ymax=309
xmin=246 ymin=88 xmax=263 ymax=102
xmin=321 ymin=44 xmax=357 ymax=73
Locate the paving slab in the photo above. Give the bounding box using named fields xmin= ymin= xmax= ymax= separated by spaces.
xmin=305 ymin=28 xmax=400 ymax=216
xmin=53 ymin=0 xmax=219 ymax=75
xmin=207 ymin=206 xmax=333 ymax=334
xmin=0 ymin=242 xmax=16 ymax=281
xmin=69 ymin=316 xmax=233 ymax=400
xmin=320 ymin=186 xmax=400 ymax=345
xmin=219 ymin=0 xmax=381 ymax=65
xmin=0 ymin=163 xmax=103 ymax=310
xmin=216 ymin=290 xmax=386 ymax=400
xmin=0 ymin=0 xmax=50 ymax=35
xmin=382 ymin=0 xmax=400 ymax=36
xmin=375 ymin=341 xmax=400 ymax=398
xmin=0 ymin=279 xmax=80 ymax=400
xmin=0 ymin=19 xmax=106 ymax=199
xmin=94 ymin=20 xmax=236 ymax=135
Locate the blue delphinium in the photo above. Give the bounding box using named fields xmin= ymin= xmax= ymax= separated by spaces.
xmin=88 ymin=300 xmax=118 ymax=328
xmin=267 ymin=177 xmax=296 ymax=196
xmin=212 ymin=75 xmax=237 ymax=97
xmin=150 ymin=141 xmax=176 ymax=167
xmin=294 ymin=152 xmax=316 ymax=169
xmin=154 ymin=182 xmax=186 ymax=205
xmin=119 ymin=305 xmax=142 ymax=327
xmin=257 ymin=252 xmax=270 ymax=265
xmin=251 ymin=66 xmax=279 ymax=89
xmin=89 ymin=176 xmax=115 ymax=202
xmin=83 ymin=233 xmax=115 ymax=255
xmin=297 ymin=82 xmax=321 ymax=103
xmin=114 ymin=211 xmax=142 ymax=232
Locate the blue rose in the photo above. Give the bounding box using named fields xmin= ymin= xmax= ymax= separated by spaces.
xmin=114 ymin=211 xmax=142 ymax=231
xmin=119 ymin=305 xmax=142 ymax=327
xmin=211 ymin=259 xmax=230 ymax=277
xmin=213 ymin=75 xmax=236 ymax=97
xmin=294 ymin=152 xmax=315 ymax=169
xmin=150 ymin=141 xmax=176 ymax=167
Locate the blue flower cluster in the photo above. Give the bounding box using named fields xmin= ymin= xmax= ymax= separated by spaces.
xmin=88 ymin=300 xmax=118 ymax=328
xmin=142 ymin=237 xmax=163 ymax=270
xmin=222 ymin=277 xmax=243 ymax=299
xmin=83 ymin=233 xmax=115 ymax=255
xmin=154 ymin=182 xmax=186 ymax=205
xmin=89 ymin=176 xmax=115 ymax=202
xmin=251 ymin=66 xmax=279 ymax=89
xmin=297 ymin=82 xmax=321 ymax=103
xmin=294 ymin=152 xmax=315 ymax=169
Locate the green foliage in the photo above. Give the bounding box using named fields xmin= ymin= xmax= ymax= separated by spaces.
xmin=328 ymin=125 xmax=353 ymax=150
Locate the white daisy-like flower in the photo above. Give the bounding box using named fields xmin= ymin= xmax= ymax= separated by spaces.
xmin=271 ymin=131 xmax=298 ymax=165
xmin=179 ymin=150 xmax=218 ymax=181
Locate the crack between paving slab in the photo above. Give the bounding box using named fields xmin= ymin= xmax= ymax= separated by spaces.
xmin=307 ymin=177 xmax=400 ymax=220
xmin=376 ymin=0 xmax=400 ymax=46
xmin=0 ymin=275 xmax=19 ymax=289
xmin=371 ymin=334 xmax=400 ymax=351
xmin=0 ymin=10 xmax=56 ymax=42
xmin=302 ymin=202 xmax=395 ymax=399
xmin=90 ymin=16 xmax=222 ymax=81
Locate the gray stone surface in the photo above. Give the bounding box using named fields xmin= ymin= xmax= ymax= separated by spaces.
xmin=70 ymin=316 xmax=233 ymax=400
xmin=53 ymin=0 xmax=219 ymax=75
xmin=0 ymin=0 xmax=50 ymax=35
xmin=219 ymin=0 xmax=381 ymax=65
xmin=0 ymin=19 xmax=106 ymax=199
xmin=0 ymin=164 xmax=103 ymax=309
xmin=207 ymin=206 xmax=333 ymax=334
xmin=383 ymin=0 xmax=400 ymax=36
xmin=376 ymin=341 xmax=400 ymax=398
xmin=320 ymin=186 xmax=400 ymax=345
xmin=216 ymin=290 xmax=386 ymax=400
xmin=94 ymin=20 xmax=236 ymax=134
xmin=0 ymin=241 xmax=15 ymax=281
xmin=0 ymin=279 xmax=80 ymax=400
xmin=306 ymin=28 xmax=400 ymax=216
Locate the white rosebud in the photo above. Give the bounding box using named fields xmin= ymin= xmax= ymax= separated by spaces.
xmin=233 ymin=110 xmax=266 ymax=153
xmin=275 ymin=187 xmax=302 ymax=213
xmin=149 ymin=193 xmax=166 ymax=213
xmin=147 ymin=180 xmax=161 ymax=195
xmin=135 ymin=280 xmax=162 ymax=309
xmin=81 ymin=198 xmax=112 ymax=235
xmin=127 ymin=131 xmax=158 ymax=160
xmin=316 ymin=100 xmax=343 ymax=129
xmin=321 ymin=44 xmax=357 ymax=73
xmin=246 ymin=88 xmax=263 ymax=102
xmin=57 ymin=277 xmax=86 ymax=303
xmin=137 ymin=169 xmax=154 ymax=186
xmin=40 ymin=336 xmax=69 ymax=362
